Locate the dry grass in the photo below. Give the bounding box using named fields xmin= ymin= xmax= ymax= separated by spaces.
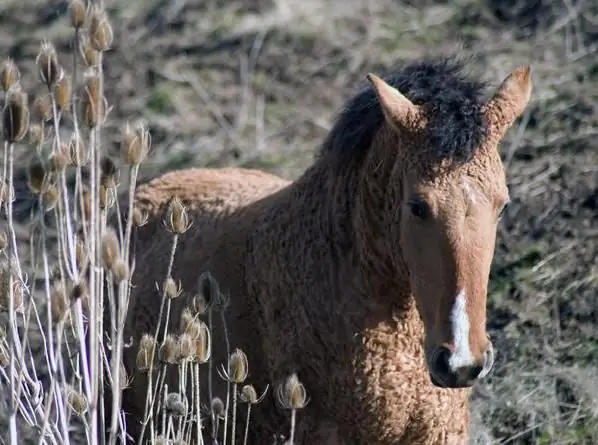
xmin=0 ymin=0 xmax=596 ymax=444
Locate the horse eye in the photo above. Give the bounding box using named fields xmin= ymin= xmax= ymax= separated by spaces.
xmin=407 ymin=198 xmax=430 ymax=220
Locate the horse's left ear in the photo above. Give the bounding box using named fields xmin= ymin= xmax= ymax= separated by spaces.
xmin=484 ymin=66 xmax=532 ymax=138
xmin=367 ymin=73 xmax=423 ymax=132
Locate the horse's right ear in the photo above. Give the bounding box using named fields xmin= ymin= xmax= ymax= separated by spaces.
xmin=367 ymin=73 xmax=423 ymax=132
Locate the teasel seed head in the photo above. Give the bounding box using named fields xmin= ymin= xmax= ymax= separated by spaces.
xmin=165 ymin=392 xmax=187 ymax=417
xmin=49 ymin=143 xmax=69 ymax=173
xmin=211 ymin=397 xmax=225 ymax=418
xmin=0 ymin=181 xmax=14 ymax=205
xmin=68 ymin=134 xmax=88 ymax=167
xmin=166 ymin=196 xmax=191 ymax=234
xmin=0 ymin=58 xmax=19 ymax=92
xmin=178 ymin=332 xmax=195 ymax=362
xmin=2 ymin=84 xmax=30 ymax=143
xmin=66 ymin=385 xmax=88 ymax=416
xmin=51 ymin=280 xmax=69 ymax=323
xmin=121 ymin=121 xmax=151 ymax=165
xmin=240 ymin=384 xmax=268 ymax=405
xmin=180 ymin=308 xmax=194 ymax=333
xmin=36 ymin=41 xmax=63 ymax=87
xmin=100 ymin=156 xmax=118 ymax=188
xmin=89 ymin=5 xmax=114 ymax=52
xmin=276 ymin=373 xmax=309 ymax=410
xmin=78 ymin=33 xmax=99 ymax=67
xmin=0 ymin=260 xmax=24 ymax=313
xmin=33 ymin=94 xmax=52 ymax=123
xmin=27 ymin=161 xmax=48 ymax=195
xmin=111 ymin=259 xmax=129 ymax=283
xmin=136 ymin=334 xmax=157 ymax=372
xmin=80 ymin=69 xmax=107 ymax=128
xmin=100 ymin=227 xmax=120 ymax=270
xmin=163 ymin=277 xmax=182 ymax=300
xmin=223 ymin=348 xmax=249 ymax=384
xmin=98 ymin=184 xmax=116 ymax=210
xmin=196 ymin=271 xmax=219 ymax=311
xmin=42 ymin=183 xmax=59 ymax=212
xmin=55 ymin=75 xmax=71 ymax=111
xmin=193 ymin=319 xmax=211 ymax=363
xmin=131 ymin=207 xmax=148 ymax=227
xmin=68 ymin=0 xmax=86 ymax=29
xmin=158 ymin=334 xmax=179 ymax=365
xmin=28 ymin=123 xmax=44 ymax=147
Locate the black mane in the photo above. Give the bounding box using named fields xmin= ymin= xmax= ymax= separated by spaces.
xmin=319 ymin=56 xmax=490 ymax=165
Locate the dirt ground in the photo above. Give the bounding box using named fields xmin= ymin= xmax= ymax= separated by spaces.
xmin=0 ymin=0 xmax=596 ymax=443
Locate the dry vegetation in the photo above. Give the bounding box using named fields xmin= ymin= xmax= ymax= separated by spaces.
xmin=0 ymin=0 xmax=596 ymax=444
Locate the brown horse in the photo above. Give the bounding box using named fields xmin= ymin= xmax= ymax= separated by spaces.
xmin=114 ymin=56 xmax=532 ymax=444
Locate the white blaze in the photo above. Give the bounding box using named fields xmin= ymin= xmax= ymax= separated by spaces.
xmin=448 ymin=289 xmax=475 ymax=371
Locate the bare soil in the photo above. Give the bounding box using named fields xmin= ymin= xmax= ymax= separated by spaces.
xmin=0 ymin=0 xmax=597 ymax=443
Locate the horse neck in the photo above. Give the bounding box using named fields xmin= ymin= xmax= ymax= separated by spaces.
xmin=283 ymin=128 xmax=413 ymax=315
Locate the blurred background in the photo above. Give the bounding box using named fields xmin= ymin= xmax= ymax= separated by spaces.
xmin=1 ymin=0 xmax=597 ymax=443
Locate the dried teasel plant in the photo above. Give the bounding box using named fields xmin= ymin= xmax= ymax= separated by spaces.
xmin=164 ymin=392 xmax=187 ymax=417
xmin=219 ymin=348 xmax=249 ymax=384
xmin=68 ymin=0 xmax=86 ymax=29
xmin=276 ymin=373 xmax=309 ymax=410
xmin=121 ymin=120 xmax=151 ymax=165
xmin=0 ymin=58 xmax=19 ymax=92
xmin=88 ymin=4 xmax=114 ymax=52
xmin=136 ymin=333 xmax=157 ymax=373
xmin=131 ymin=207 xmax=149 ymax=227
xmin=158 ymin=334 xmax=180 ymax=365
xmin=2 ymin=84 xmax=30 ymax=143
xmin=165 ymin=196 xmax=192 ymax=234
xmin=240 ymin=384 xmax=269 ymax=405
xmin=100 ymin=226 xmax=120 ymax=270
xmin=36 ymin=40 xmax=63 ymax=87
xmin=163 ymin=276 xmax=183 ymax=300
xmin=66 ymin=385 xmax=88 ymax=417
xmin=0 ymin=259 xmax=24 ymax=313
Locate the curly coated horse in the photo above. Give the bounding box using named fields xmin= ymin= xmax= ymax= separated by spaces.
xmin=112 ymin=56 xmax=532 ymax=444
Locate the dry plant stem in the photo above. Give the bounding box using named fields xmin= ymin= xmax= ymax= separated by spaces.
xmin=39 ymin=227 xmax=71 ymax=445
xmin=138 ymin=233 xmax=180 ymax=444
xmin=87 ymin=125 xmax=102 ymax=445
xmin=242 ymin=404 xmax=251 ymax=445
xmin=108 ymin=164 xmax=140 ymax=444
xmin=194 ymin=363 xmax=203 ymax=445
xmin=231 ymin=382 xmax=238 ymax=445
xmin=50 ymin=94 xmax=77 ymax=278
xmin=290 ymin=408 xmax=297 ymax=445
xmin=208 ymin=308 xmax=214 ymax=432
xmin=220 ymin=309 xmax=231 ymax=445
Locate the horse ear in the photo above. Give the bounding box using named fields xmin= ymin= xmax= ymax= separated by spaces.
xmin=366 ymin=73 xmax=422 ymax=132
xmin=484 ymin=66 xmax=532 ymax=138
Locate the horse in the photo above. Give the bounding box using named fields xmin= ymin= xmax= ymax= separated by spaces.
xmin=112 ymin=55 xmax=532 ymax=444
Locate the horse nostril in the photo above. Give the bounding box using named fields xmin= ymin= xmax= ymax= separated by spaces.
xmin=430 ymin=346 xmax=451 ymax=378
